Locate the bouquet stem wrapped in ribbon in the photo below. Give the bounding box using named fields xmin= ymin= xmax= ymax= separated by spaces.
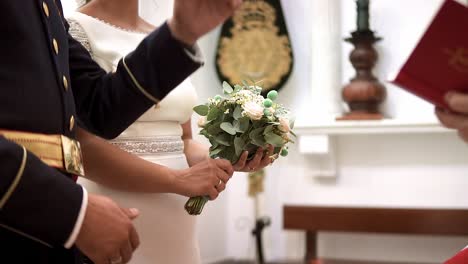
xmin=185 ymin=81 xmax=295 ymax=215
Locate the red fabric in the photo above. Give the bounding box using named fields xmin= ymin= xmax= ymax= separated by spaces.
xmin=445 ymin=248 xmax=468 ymax=264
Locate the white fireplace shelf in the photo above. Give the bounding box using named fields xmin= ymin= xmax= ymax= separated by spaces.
xmin=294 ymin=119 xmax=453 ymax=136
xmin=294 ymin=119 xmax=454 ymax=179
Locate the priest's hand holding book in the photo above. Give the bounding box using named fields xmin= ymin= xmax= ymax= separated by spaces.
xmin=435 ymin=92 xmax=468 ymax=143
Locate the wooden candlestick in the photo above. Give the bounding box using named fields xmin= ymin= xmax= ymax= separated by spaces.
xmin=337 ymin=30 xmax=386 ymax=120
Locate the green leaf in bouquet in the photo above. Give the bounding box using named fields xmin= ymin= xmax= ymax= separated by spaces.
xmin=233 ymin=106 xmax=243 ymax=120
xmin=222 ymin=110 xmax=235 ymax=123
xmin=238 ymin=117 xmax=250 ymax=133
xmin=274 ymin=146 xmax=282 ymax=155
xmin=289 ymin=117 xmax=296 ymax=129
xmin=220 ymin=122 xmax=237 ymax=135
xmin=199 ymin=129 xmax=209 ymax=138
xmin=242 ymin=80 xmax=249 ymax=87
xmin=244 ymin=143 xmax=257 ymax=152
xmin=234 ymin=137 xmax=246 ymax=156
xmin=265 ymin=132 xmax=284 ymax=147
xmin=252 ymin=120 xmax=267 ymax=129
xmin=249 ymin=127 xmax=266 ymax=147
xmin=206 ymin=121 xmax=223 ymax=135
xmin=252 ymin=135 xmax=266 ymax=147
xmin=263 ymin=125 xmax=274 ymax=135
xmin=233 ymin=120 xmax=240 ymax=131
xmin=215 ymin=133 xmax=232 ymax=146
xmin=223 ymin=81 xmax=234 ymax=94
xmin=209 ymin=138 xmax=219 ymax=149
xmin=193 ymin=105 xmax=209 ymax=116
xmin=207 ymin=107 xmax=222 ymax=121
xmin=219 ymin=146 xmax=236 ymax=163
xmin=249 ymin=127 xmax=264 ymax=139
xmin=209 ymin=145 xmax=225 ymax=157
xmin=234 ymin=84 xmax=243 ymax=92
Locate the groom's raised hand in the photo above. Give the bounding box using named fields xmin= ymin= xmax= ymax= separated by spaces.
xmin=168 ymin=0 xmax=243 ymax=46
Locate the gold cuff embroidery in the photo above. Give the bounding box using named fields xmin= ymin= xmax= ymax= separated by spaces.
xmin=122 ymin=56 xmax=160 ymax=104
xmin=0 ymin=146 xmax=27 ymax=209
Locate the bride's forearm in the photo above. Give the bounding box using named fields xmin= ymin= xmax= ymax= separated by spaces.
xmin=183 ymin=138 xmax=209 ymax=167
xmin=77 ymin=127 xmax=180 ymax=193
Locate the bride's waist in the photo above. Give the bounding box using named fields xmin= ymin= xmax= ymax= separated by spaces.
xmin=110 ymin=136 xmax=184 ymax=156
xmin=118 ymin=121 xmax=183 ymax=138
xmin=112 ymin=121 xmax=184 ymax=155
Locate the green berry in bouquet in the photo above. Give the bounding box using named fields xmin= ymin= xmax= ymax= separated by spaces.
xmin=185 ymin=81 xmax=296 ymax=215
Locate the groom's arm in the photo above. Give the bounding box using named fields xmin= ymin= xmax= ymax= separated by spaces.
xmin=67 ymin=21 xmax=203 ymax=139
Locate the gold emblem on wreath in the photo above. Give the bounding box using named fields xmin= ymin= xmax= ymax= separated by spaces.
xmin=217 ymin=0 xmax=292 ymax=92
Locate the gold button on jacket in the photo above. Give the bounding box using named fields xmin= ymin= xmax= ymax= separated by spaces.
xmin=52 ymin=39 xmax=59 ymax=54
xmin=42 ymin=2 xmax=49 ymax=17
xmin=62 ymin=75 xmax=68 ymax=91
xmin=69 ymin=115 xmax=75 ymax=131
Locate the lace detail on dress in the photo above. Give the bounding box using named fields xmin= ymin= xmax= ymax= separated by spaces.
xmin=67 ymin=18 xmax=93 ymax=55
xmin=110 ymin=136 xmax=184 ymax=155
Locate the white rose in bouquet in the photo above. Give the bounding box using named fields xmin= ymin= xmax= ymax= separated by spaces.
xmin=185 ymin=81 xmax=296 ymax=215
xmin=243 ymin=102 xmax=264 ymax=120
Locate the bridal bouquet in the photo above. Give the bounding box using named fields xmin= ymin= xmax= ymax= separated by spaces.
xmin=184 ymin=81 xmax=295 ymax=215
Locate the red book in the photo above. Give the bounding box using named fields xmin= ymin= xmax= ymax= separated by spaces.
xmin=445 ymin=247 xmax=468 ymax=264
xmin=390 ymin=0 xmax=468 ymax=109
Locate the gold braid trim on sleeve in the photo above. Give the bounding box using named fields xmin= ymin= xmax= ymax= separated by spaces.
xmin=0 ymin=146 xmax=27 ymax=209
xmin=122 ymin=56 xmax=160 ymax=104
xmin=0 ymin=223 xmax=52 ymax=248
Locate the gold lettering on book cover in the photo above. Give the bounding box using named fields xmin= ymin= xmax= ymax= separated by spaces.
xmin=217 ymin=0 xmax=292 ymax=92
xmin=444 ymin=47 xmax=468 ymax=73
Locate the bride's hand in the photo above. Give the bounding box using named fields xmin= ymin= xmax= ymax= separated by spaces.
xmin=173 ymin=158 xmax=234 ymax=200
xmin=233 ymin=145 xmax=275 ymax=172
xmin=168 ymin=0 xmax=243 ymax=45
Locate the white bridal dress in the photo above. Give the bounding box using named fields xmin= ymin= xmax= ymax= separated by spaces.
xmin=67 ymin=12 xmax=201 ymax=264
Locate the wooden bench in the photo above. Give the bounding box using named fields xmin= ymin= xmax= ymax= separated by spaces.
xmin=283 ymin=206 xmax=468 ymax=264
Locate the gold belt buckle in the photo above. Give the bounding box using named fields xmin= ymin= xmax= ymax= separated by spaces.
xmin=61 ymin=135 xmax=85 ymax=176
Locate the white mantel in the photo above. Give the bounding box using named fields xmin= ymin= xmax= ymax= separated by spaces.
xmin=296 ymin=119 xmax=452 ymax=135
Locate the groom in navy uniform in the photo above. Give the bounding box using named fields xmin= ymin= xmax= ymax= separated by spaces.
xmin=0 ymin=0 xmax=242 ymax=263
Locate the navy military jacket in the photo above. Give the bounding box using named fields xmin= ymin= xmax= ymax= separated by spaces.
xmin=0 ymin=0 xmax=201 ymax=262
